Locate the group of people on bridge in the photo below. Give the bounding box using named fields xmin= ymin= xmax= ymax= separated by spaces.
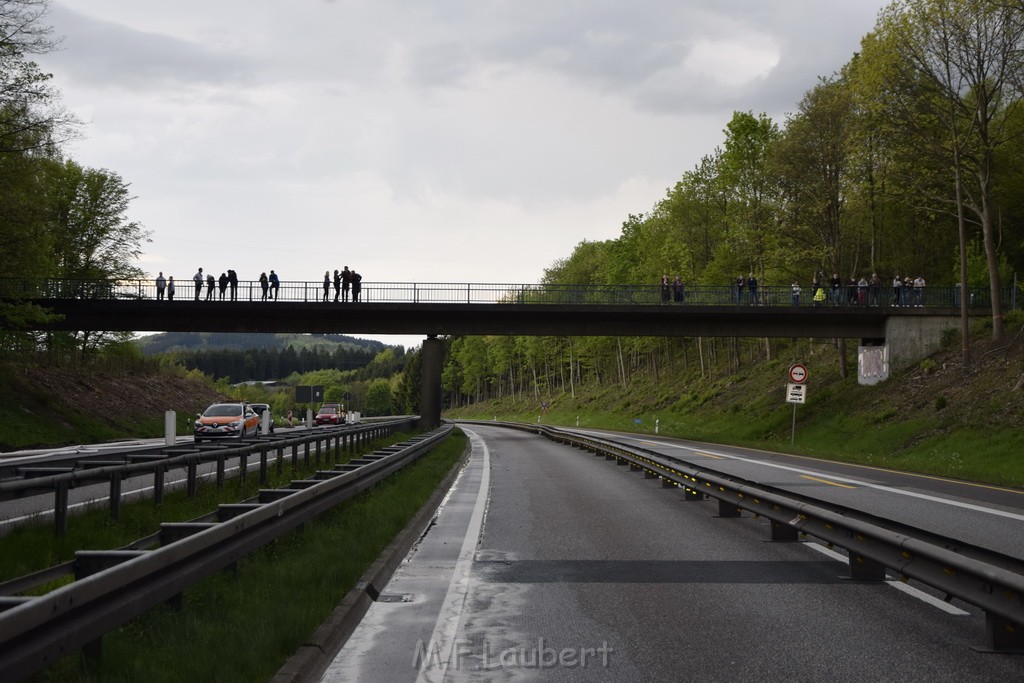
xmin=798 ymin=272 xmax=928 ymax=307
xmin=323 ymin=267 xmax=363 ymax=303
xmin=152 ymin=267 xmax=365 ymax=303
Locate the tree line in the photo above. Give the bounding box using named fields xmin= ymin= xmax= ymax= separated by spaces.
xmin=166 ymin=345 xmax=380 ymax=383
xmin=441 ymin=0 xmax=1024 ymax=408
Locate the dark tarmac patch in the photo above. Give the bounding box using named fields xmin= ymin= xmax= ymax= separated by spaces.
xmin=475 ymin=559 xmax=845 ymax=584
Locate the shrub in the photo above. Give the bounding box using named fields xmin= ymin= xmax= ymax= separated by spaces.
xmin=1005 ymin=309 xmax=1024 ymax=332
xmin=920 ymin=358 xmax=937 ymax=374
xmin=940 ymin=328 xmax=960 ymax=348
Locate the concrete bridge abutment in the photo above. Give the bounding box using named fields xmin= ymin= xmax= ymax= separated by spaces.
xmin=859 ymin=316 xmax=958 ymax=385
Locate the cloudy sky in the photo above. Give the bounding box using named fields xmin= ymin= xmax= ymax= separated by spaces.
xmin=37 ymin=1 xmax=889 ymax=345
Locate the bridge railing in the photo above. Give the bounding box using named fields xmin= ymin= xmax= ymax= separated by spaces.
xmin=0 ymin=278 xmax=1012 ymax=308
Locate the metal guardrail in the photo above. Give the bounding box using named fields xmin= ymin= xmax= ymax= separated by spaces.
xmin=0 ymin=425 xmax=454 ymax=680
xmin=460 ymin=420 xmax=1024 ymax=652
xmin=0 ymin=418 xmax=417 ymax=537
xmin=0 ymin=277 xmax=1012 ymax=309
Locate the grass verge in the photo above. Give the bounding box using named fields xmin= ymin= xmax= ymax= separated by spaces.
xmin=33 ymin=428 xmax=466 ymax=682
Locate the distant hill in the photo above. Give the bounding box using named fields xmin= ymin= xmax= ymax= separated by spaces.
xmin=135 ymin=332 xmax=391 ymax=356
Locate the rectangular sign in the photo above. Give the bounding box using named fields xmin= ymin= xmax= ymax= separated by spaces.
xmin=858 ymin=345 xmax=889 ymax=386
xmin=786 ymin=383 xmax=806 ymax=404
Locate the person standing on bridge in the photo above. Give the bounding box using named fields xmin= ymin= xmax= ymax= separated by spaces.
xmin=892 ymin=274 xmax=902 ymax=306
xmin=660 ymin=275 xmax=670 ymax=304
xmin=259 ymin=272 xmax=269 ymax=301
xmin=792 ymin=281 xmax=802 ymax=306
xmin=830 ymin=272 xmax=842 ymax=305
xmin=155 ymin=272 xmax=166 ymax=300
xmin=193 ymin=268 xmax=204 ymax=301
xmin=747 ymin=272 xmax=758 ymax=305
xmin=228 ymin=269 xmax=238 ymax=300
xmin=167 ymin=276 xmax=175 ymax=300
xmin=269 ymin=270 xmax=280 ymax=300
xmin=323 ymin=271 xmax=331 ymax=302
xmin=205 ymin=272 xmax=215 ymax=301
xmin=913 ymin=275 xmax=926 ymax=306
xmin=735 ymin=275 xmax=744 ymax=305
xmin=351 ymin=270 xmax=362 ymax=302
xmin=341 ymin=266 xmax=351 ymax=302
xmin=218 ymin=272 xmax=228 ymax=300
xmin=869 ymin=272 xmax=882 ymax=306
xmin=673 ymin=275 xmax=684 ymax=303
xmin=333 ymin=269 xmax=341 ymax=302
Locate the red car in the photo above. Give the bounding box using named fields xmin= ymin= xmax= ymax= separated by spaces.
xmin=314 ymin=403 xmax=344 ymax=425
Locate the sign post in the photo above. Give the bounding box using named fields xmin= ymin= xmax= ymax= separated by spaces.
xmin=786 ymin=365 xmax=808 ymax=446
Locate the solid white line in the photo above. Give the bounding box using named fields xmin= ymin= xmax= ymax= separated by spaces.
xmin=621 ymin=436 xmax=1024 ymax=523
xmin=805 ymin=542 xmax=969 ymax=616
xmin=416 ymin=428 xmax=491 ymax=683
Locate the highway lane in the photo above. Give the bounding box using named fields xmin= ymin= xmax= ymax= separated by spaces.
xmin=323 ymin=424 xmax=1024 ymax=681
xmin=567 ymin=428 xmax=1024 ymax=562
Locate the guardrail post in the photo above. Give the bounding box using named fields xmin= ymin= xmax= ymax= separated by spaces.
xmin=717 ymin=499 xmax=741 ymax=517
xmin=315 ymin=438 xmax=321 ymax=466
xmin=770 ymin=520 xmax=800 ymax=541
xmin=303 ymin=441 xmax=310 ymax=466
xmin=216 ymin=454 xmax=226 ymax=488
xmin=109 ymin=473 xmax=122 ymax=521
xmin=986 ymin=612 xmax=1024 ymax=652
xmin=848 ymin=552 xmax=885 ymax=581
xmin=54 ymin=481 xmax=69 ymax=537
xmin=239 ymin=451 xmax=248 ymax=482
xmin=682 ymin=487 xmax=702 ymax=501
xmin=277 ymin=443 xmax=284 ymax=474
xmin=292 ymin=443 xmax=299 ymax=469
xmin=187 ymin=458 xmax=198 ymax=497
xmin=661 ymin=477 xmax=675 ymax=488
xmin=259 ymin=446 xmax=269 ymax=484
xmin=153 ymin=464 xmax=165 ymax=504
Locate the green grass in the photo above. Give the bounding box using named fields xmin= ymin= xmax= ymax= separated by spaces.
xmin=448 ymin=332 xmax=1024 ymax=490
xmin=33 ymin=429 xmax=466 ymax=682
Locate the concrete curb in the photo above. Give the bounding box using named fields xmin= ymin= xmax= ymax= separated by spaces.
xmin=272 ymin=439 xmax=472 ymax=682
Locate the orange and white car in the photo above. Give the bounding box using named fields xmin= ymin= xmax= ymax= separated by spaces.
xmin=194 ymin=402 xmax=261 ymax=442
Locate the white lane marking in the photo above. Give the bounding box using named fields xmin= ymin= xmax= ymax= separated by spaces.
xmin=806 ymin=542 xmax=969 ymax=616
xmin=416 ymin=428 xmax=491 ymax=683
xmin=616 ymin=435 xmax=1024 ymax=523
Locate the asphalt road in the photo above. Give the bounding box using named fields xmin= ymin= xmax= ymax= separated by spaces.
xmin=567 ymin=428 xmax=1024 ymax=561
xmin=322 ymin=424 xmax=1024 ymax=682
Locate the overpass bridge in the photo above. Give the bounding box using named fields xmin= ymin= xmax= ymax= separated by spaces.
xmin=1 ymin=278 xmax=1000 ymax=427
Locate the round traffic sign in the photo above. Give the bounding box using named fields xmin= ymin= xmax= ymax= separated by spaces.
xmin=789 ymin=364 xmax=808 ymax=384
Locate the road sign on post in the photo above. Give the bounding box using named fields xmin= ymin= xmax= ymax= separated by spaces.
xmin=786 ymin=383 xmax=807 ymax=404
xmin=788 ymin=364 xmax=808 ymax=384
xmin=785 ymin=367 xmax=807 ymax=446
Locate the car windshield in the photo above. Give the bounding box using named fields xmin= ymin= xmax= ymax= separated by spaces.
xmin=318 ymin=407 xmax=336 ymax=414
xmin=203 ymin=405 xmax=242 ymax=418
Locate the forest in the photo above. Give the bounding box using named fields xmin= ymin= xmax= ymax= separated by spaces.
xmin=440 ymin=0 xmax=1024 ymax=408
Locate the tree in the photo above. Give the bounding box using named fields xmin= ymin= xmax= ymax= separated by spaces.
xmin=44 ymin=159 xmax=150 ymax=358
xmin=0 ymin=0 xmax=75 ymax=156
xmin=718 ymin=111 xmax=783 ymax=288
xmin=866 ymin=0 xmax=1024 ymax=345
xmin=363 ymin=378 xmax=394 ymax=416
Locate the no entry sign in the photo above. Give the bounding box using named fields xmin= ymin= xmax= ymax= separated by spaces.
xmin=788 ymin=364 xmax=808 ymax=384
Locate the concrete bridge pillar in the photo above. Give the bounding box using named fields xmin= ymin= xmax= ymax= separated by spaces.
xmin=419 ymin=335 xmax=443 ymax=429
xmin=859 ymin=316 xmax=957 ymax=385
